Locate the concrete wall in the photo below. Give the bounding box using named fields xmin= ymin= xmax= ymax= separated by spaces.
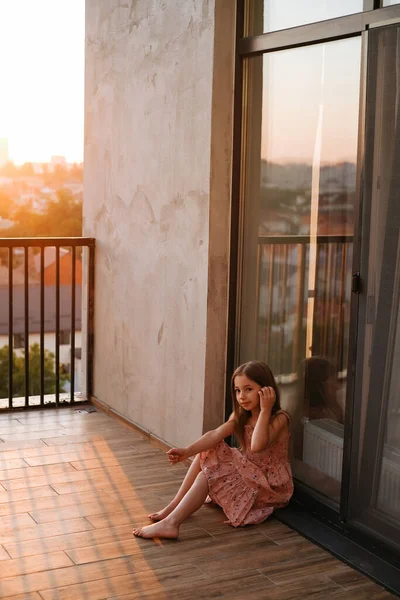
xmin=84 ymin=0 xmax=235 ymax=447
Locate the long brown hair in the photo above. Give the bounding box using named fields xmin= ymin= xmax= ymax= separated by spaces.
xmin=231 ymin=361 xmax=280 ymax=443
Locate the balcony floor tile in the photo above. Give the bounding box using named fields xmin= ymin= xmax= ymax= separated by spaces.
xmin=0 ymin=406 xmax=395 ymax=600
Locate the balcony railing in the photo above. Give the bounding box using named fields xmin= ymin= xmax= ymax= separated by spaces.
xmin=256 ymin=234 xmax=353 ymax=380
xmin=0 ymin=237 xmax=95 ymax=410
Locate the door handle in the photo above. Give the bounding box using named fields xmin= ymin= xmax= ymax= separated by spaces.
xmin=352 ymin=272 xmax=361 ymax=294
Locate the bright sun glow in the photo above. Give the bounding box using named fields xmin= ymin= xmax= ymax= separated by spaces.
xmin=0 ymin=0 xmax=84 ymax=165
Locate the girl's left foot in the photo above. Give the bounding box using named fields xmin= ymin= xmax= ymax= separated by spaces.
xmin=133 ymin=520 xmax=179 ymax=539
xmin=148 ymin=505 xmax=174 ymax=522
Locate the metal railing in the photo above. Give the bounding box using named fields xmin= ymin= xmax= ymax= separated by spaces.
xmin=256 ymin=234 xmax=353 ymax=379
xmin=0 ymin=237 xmax=95 ymax=409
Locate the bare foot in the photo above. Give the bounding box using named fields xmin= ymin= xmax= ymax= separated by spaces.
xmin=133 ymin=520 xmax=179 ymax=539
xmin=148 ymin=505 xmax=175 ymax=522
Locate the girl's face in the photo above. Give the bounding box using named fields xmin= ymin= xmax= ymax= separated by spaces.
xmin=324 ymin=374 xmax=339 ymax=402
xmin=234 ymin=374 xmax=262 ymax=412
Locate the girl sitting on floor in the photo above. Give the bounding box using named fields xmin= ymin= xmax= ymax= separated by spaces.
xmin=133 ymin=360 xmax=293 ymax=539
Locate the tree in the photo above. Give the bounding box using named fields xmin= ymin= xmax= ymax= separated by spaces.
xmin=4 ymin=206 xmax=45 ymax=238
xmin=43 ymin=189 xmax=83 ymax=237
xmin=0 ymin=343 xmax=69 ymax=399
xmin=1 ymin=189 xmax=82 ymax=238
xmin=0 ymin=161 xmax=18 ymax=177
xmin=69 ymin=163 xmax=83 ymax=181
xmin=19 ymin=162 xmax=35 ymax=177
xmin=0 ymin=190 xmax=14 ymax=219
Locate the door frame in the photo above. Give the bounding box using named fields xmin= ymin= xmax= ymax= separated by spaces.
xmin=228 ymin=0 xmax=400 ymax=547
xmin=345 ymin=21 xmax=400 ymax=550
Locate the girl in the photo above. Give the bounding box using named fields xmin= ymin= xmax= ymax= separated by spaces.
xmin=133 ymin=361 xmax=293 ymax=539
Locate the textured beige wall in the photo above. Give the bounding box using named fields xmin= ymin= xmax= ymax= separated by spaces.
xmin=84 ymin=0 xmax=235 ymax=447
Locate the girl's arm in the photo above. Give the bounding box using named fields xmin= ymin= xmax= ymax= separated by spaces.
xmin=251 ymin=387 xmax=289 ymax=452
xmin=167 ymin=414 xmax=236 ymax=463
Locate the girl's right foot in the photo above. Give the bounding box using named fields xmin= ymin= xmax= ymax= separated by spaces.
xmin=133 ymin=519 xmax=179 ymax=539
xmin=148 ymin=504 xmax=175 ymax=522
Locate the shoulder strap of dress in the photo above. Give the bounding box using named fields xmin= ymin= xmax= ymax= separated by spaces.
xmin=274 ymin=409 xmax=291 ymax=424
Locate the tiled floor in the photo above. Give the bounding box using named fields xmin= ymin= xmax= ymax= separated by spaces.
xmin=0 ymin=405 xmax=396 ymax=599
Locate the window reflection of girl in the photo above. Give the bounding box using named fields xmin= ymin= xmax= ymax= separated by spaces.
xmin=303 ymin=356 xmax=344 ymax=424
xmin=291 ymin=357 xmax=344 ymax=499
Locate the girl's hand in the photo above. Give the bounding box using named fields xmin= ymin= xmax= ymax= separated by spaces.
xmin=259 ymin=386 xmax=276 ymax=411
xmin=167 ymin=447 xmax=188 ymax=464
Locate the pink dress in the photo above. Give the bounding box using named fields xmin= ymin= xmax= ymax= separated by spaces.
xmin=199 ymin=411 xmax=293 ymax=527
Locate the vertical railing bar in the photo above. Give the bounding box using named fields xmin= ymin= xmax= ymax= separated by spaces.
xmin=273 ymin=246 xmax=281 ymax=375
xmin=55 ymin=246 xmax=60 ymax=406
xmin=326 ymin=243 xmax=332 ymax=358
xmin=328 ymin=243 xmax=337 ymax=359
xmin=70 ymin=246 xmax=76 ymax=403
xmin=261 ymin=245 xmax=269 ymax=361
xmin=318 ymin=242 xmax=327 ymax=355
xmin=323 ymin=243 xmax=333 ymax=356
xmin=24 ymin=247 xmax=29 ymax=407
xmin=331 ymin=243 xmax=339 ymax=361
xmin=266 ymin=245 xmax=275 ymax=367
xmin=292 ymin=243 xmax=306 ymax=374
xmin=326 ymin=243 xmax=332 ymax=360
xmin=279 ymin=245 xmax=288 ymax=375
xmin=86 ymin=243 xmax=95 ymax=399
xmin=8 ymin=246 xmax=13 ymax=409
xmin=255 ymin=243 xmax=262 ymax=357
xmin=337 ymin=243 xmax=347 ymax=372
xmin=40 ymin=247 xmax=45 ymax=405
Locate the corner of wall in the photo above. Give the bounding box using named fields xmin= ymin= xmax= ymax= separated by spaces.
xmin=202 ymin=0 xmax=237 ymax=433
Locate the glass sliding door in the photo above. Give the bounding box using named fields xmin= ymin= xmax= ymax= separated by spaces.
xmin=246 ymin=0 xmax=363 ymax=35
xmin=348 ymin=24 xmax=400 ymax=550
xmin=238 ymin=37 xmax=361 ymax=502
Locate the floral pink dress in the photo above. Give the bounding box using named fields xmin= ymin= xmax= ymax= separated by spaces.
xmin=199 ymin=410 xmax=293 ymax=527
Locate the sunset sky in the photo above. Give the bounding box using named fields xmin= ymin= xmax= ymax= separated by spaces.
xmin=261 ymin=36 xmax=361 ymax=164
xmin=0 ymin=0 xmax=84 ymax=165
xmin=263 ymin=0 xmax=363 ymax=32
xmin=0 ymin=1 xmax=378 ymax=167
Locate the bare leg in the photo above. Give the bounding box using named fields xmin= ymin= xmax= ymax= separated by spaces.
xmin=148 ymin=454 xmax=202 ymax=521
xmin=134 ymin=471 xmax=209 ymax=539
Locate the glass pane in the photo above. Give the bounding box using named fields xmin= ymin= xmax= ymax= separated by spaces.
xmin=239 ymin=38 xmax=361 ymax=502
xmin=247 ymin=0 xmax=363 ymax=35
xmin=378 ymin=300 xmax=400 ymax=520
xmin=351 ymin=24 xmax=400 ymax=540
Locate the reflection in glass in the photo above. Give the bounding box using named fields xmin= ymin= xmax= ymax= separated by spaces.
xmin=246 ymin=0 xmax=363 ymax=35
xmin=239 ymin=38 xmax=361 ymax=501
xmin=302 ymin=357 xmax=343 ymax=423
xmin=377 ymin=300 xmax=400 ymax=520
